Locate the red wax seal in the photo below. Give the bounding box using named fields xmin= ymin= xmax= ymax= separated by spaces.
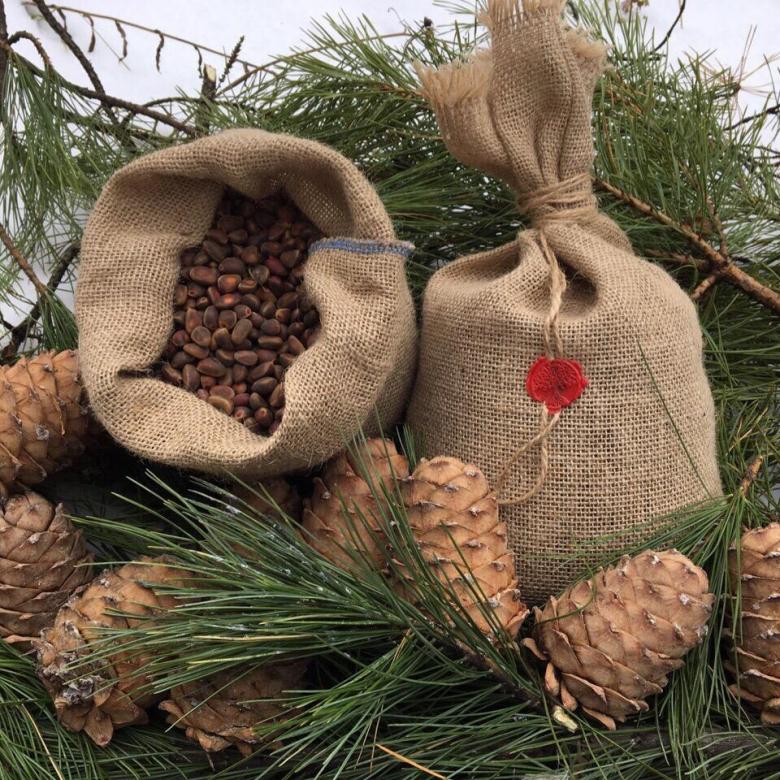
xmin=526 ymin=356 xmax=588 ymax=413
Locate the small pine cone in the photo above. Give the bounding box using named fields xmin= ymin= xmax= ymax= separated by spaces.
xmin=160 ymin=661 xmax=307 ymax=756
xmin=0 ymin=491 xmax=92 ymax=645
xmin=0 ymin=351 xmax=91 ymax=497
xmin=302 ymin=439 xmax=409 ymax=573
xmin=233 ymin=477 xmax=302 ymax=523
xmin=400 ymin=456 xmax=528 ymax=638
xmin=727 ymin=524 xmax=780 ymax=725
xmin=34 ymin=556 xmax=191 ymax=746
xmin=524 ymin=550 xmax=713 ymax=729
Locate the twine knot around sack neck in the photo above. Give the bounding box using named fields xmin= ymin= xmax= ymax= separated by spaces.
xmin=492 ymin=173 xmax=595 ymax=507
xmin=516 ymin=172 xmax=597 ymax=227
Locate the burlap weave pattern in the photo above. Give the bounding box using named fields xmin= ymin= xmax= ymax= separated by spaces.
xmin=408 ymin=0 xmax=721 ymax=603
xmin=77 ymin=128 xmax=417 ymax=478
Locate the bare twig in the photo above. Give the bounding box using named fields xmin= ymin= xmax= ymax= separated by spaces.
xmin=645 ymin=249 xmax=708 ymax=271
xmin=739 ymin=455 xmax=765 ymax=496
xmin=374 ymin=744 xmax=446 ymax=779
xmin=1 ymin=44 xmax=197 ymax=135
xmin=7 ymin=30 xmax=50 ymax=66
xmin=729 ymin=102 xmax=780 ymax=130
xmin=114 ymin=19 xmax=127 ymax=62
xmin=690 ymin=273 xmax=720 ymax=301
xmin=2 ymin=242 xmax=78 ymax=358
xmin=595 ymin=178 xmax=780 ymax=315
xmin=691 ymin=200 xmax=731 ymax=300
xmin=153 ymin=28 xmax=164 ymax=72
xmin=30 ymin=0 xmax=120 ymax=125
xmin=653 ymin=0 xmax=686 ymax=52
xmin=23 ymin=3 xmax=259 ymax=71
xmin=0 ymin=221 xmax=49 ymax=297
xmin=61 ymin=107 xmax=162 ymax=143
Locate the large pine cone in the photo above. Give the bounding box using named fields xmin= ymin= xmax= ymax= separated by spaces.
xmin=160 ymin=661 xmax=307 ymax=755
xmin=0 ymin=491 xmax=92 ymax=645
xmin=35 ymin=556 xmax=190 ymax=746
xmin=524 ymin=550 xmax=713 ymax=729
xmin=727 ymin=524 xmax=780 ymax=724
xmin=302 ymin=438 xmax=409 ymax=573
xmin=400 ymin=456 xmax=528 ymax=638
xmin=0 ymin=350 xmax=91 ymax=497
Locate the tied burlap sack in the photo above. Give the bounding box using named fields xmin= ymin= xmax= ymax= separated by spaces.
xmin=77 ymin=128 xmax=416 ymax=478
xmin=408 ymin=0 xmax=721 ymax=603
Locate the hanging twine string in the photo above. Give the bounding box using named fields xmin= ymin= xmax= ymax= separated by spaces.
xmin=492 ymin=173 xmax=596 ymax=506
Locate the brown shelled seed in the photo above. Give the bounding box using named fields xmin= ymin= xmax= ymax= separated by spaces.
xmin=158 ymin=189 xmax=322 ymax=433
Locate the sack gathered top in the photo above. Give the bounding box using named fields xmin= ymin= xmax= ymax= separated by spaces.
xmin=77 ymin=128 xmax=417 ymax=479
xmin=408 ymin=0 xmax=721 ymax=602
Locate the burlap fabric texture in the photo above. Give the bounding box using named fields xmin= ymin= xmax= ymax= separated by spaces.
xmin=77 ymin=129 xmax=417 ymax=478
xmin=407 ymin=0 xmax=721 ymax=603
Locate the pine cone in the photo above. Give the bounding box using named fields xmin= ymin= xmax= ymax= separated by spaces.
xmin=35 ymin=556 xmax=191 ymax=746
xmin=160 ymin=661 xmax=307 ymax=755
xmin=302 ymin=439 xmax=409 ymax=573
xmin=0 ymin=491 xmax=92 ymax=645
xmin=0 ymin=351 xmax=91 ymax=498
xmin=727 ymin=524 xmax=780 ymax=724
xmin=400 ymin=456 xmax=528 ymax=638
xmin=524 ymin=550 xmax=713 ymax=729
xmin=233 ymin=477 xmax=302 ymax=523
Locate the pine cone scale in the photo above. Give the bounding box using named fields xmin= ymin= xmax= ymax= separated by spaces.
xmin=727 ymin=525 xmax=780 ymax=723
xmin=302 ymin=439 xmax=410 ymax=574
xmin=0 ymin=492 xmax=92 ymax=644
xmin=160 ymin=661 xmax=306 ymax=756
xmin=401 ymin=456 xmax=528 ymax=638
xmin=0 ymin=351 xmax=92 ymax=496
xmin=35 ymin=556 xmax=191 ymax=745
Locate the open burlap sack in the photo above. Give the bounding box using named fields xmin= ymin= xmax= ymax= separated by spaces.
xmin=77 ymin=128 xmax=416 ymax=478
xmin=408 ymin=0 xmax=721 ymax=603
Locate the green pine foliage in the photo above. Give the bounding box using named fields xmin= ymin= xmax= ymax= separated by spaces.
xmin=0 ymin=1 xmax=778 ymax=777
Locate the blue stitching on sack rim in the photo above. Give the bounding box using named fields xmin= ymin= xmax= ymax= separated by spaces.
xmin=309 ymin=237 xmax=414 ymax=257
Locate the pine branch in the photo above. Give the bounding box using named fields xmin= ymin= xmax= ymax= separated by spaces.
xmin=729 ymin=102 xmax=780 ymax=130
xmin=217 ymin=30 xmax=412 ymax=94
xmin=0 ymin=220 xmax=49 ymax=297
xmin=29 ymin=0 xmax=120 ymax=126
xmin=23 ymin=3 xmax=259 ymax=72
xmin=691 ymin=202 xmax=731 ymax=301
xmin=6 ymin=30 xmax=50 ymax=66
xmin=595 ymin=177 xmax=780 ymax=314
xmin=4 ymin=45 xmax=197 ymax=135
xmin=1 ymin=242 xmax=78 ymax=358
xmin=645 ymin=249 xmax=708 ymax=271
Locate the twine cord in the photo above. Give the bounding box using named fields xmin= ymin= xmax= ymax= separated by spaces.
xmin=492 ymin=173 xmax=596 ymax=506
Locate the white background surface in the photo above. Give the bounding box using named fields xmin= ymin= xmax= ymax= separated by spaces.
xmin=1 ymin=0 xmax=777 ymax=326
xmin=5 ymin=0 xmax=779 ymax=116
